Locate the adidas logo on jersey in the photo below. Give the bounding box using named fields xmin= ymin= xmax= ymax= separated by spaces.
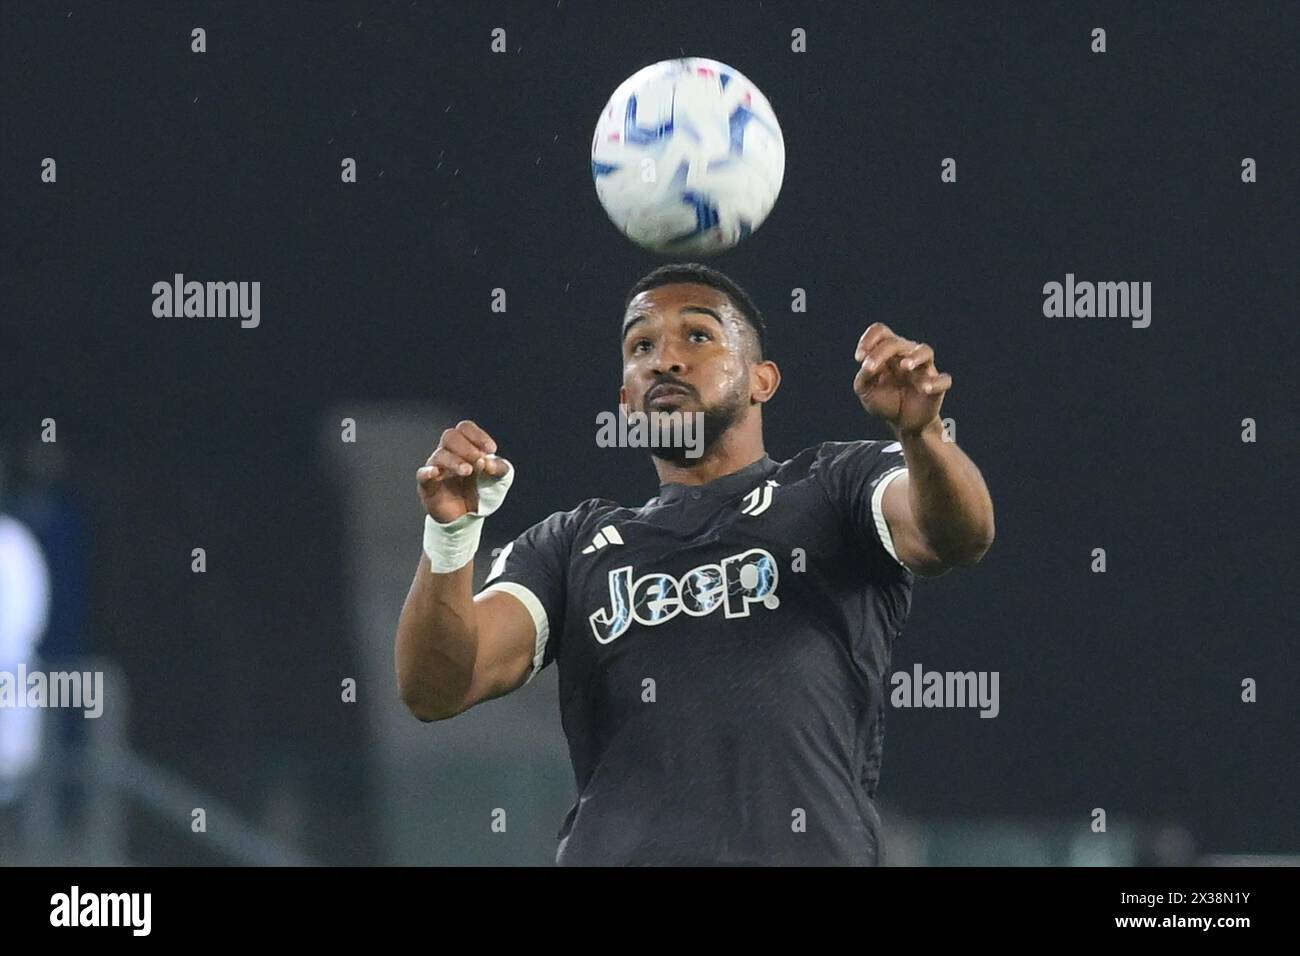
xmin=589 ymin=548 xmax=780 ymax=644
xmin=581 ymin=525 xmax=624 ymax=554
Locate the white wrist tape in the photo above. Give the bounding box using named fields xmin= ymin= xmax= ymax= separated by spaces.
xmin=422 ymin=456 xmax=515 ymax=573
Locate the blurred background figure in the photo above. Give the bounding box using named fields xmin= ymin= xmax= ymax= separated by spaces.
xmin=6 ymin=439 xmax=91 ymax=847
xmin=7 ymin=440 xmax=89 ymax=683
xmin=0 ymin=443 xmax=53 ymax=859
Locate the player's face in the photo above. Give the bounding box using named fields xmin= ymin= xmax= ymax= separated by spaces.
xmin=619 ymin=283 xmax=754 ymax=461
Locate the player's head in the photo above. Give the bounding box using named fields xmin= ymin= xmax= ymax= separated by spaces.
xmin=619 ymin=263 xmax=781 ymax=465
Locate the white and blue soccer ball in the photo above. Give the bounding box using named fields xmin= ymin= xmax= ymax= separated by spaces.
xmin=591 ymin=57 xmax=785 ymax=256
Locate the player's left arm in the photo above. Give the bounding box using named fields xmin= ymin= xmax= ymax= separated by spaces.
xmin=853 ymin=323 xmax=995 ymax=576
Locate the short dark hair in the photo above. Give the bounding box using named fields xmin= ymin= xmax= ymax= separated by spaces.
xmin=623 ymin=262 xmax=768 ymax=360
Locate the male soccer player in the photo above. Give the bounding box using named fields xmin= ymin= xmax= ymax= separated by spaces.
xmin=396 ymin=263 xmax=995 ymax=865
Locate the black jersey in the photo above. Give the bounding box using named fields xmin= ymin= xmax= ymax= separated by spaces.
xmin=478 ymin=439 xmax=915 ymax=865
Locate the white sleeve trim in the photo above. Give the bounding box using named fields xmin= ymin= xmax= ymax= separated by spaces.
xmin=479 ymin=581 xmax=551 ymax=683
xmin=870 ymin=467 xmax=910 ymax=569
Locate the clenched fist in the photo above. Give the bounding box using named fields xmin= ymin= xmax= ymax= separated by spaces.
xmin=852 ymin=323 xmax=953 ymax=436
xmin=416 ymin=420 xmax=513 ymax=524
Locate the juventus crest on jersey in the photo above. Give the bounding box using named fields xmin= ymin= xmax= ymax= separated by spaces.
xmin=738 ymin=478 xmax=779 ymax=515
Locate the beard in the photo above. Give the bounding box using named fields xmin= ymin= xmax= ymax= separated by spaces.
xmin=649 ymin=384 xmax=749 ymax=467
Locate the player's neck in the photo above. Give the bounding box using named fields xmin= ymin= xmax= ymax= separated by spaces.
xmin=651 ymin=427 xmax=767 ymax=487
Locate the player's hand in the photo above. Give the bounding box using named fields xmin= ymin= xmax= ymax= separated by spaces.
xmin=852 ymin=323 xmax=952 ymax=436
xmin=416 ymin=420 xmax=512 ymax=524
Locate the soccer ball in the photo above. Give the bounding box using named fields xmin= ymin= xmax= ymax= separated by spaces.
xmin=591 ymin=57 xmax=785 ymax=256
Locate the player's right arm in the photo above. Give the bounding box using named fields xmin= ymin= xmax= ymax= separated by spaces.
xmin=395 ymin=421 xmax=536 ymax=722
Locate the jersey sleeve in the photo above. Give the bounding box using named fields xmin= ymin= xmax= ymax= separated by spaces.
xmin=476 ymin=504 xmax=588 ymax=682
xmin=813 ymin=440 xmax=912 ymax=573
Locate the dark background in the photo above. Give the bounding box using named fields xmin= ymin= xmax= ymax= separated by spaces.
xmin=2 ymin=0 xmax=1297 ymax=863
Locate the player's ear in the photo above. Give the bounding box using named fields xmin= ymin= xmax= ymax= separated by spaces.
xmin=752 ymin=359 xmax=780 ymax=404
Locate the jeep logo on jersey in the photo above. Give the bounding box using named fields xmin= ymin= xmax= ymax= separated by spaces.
xmin=589 ymin=548 xmax=780 ymax=644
